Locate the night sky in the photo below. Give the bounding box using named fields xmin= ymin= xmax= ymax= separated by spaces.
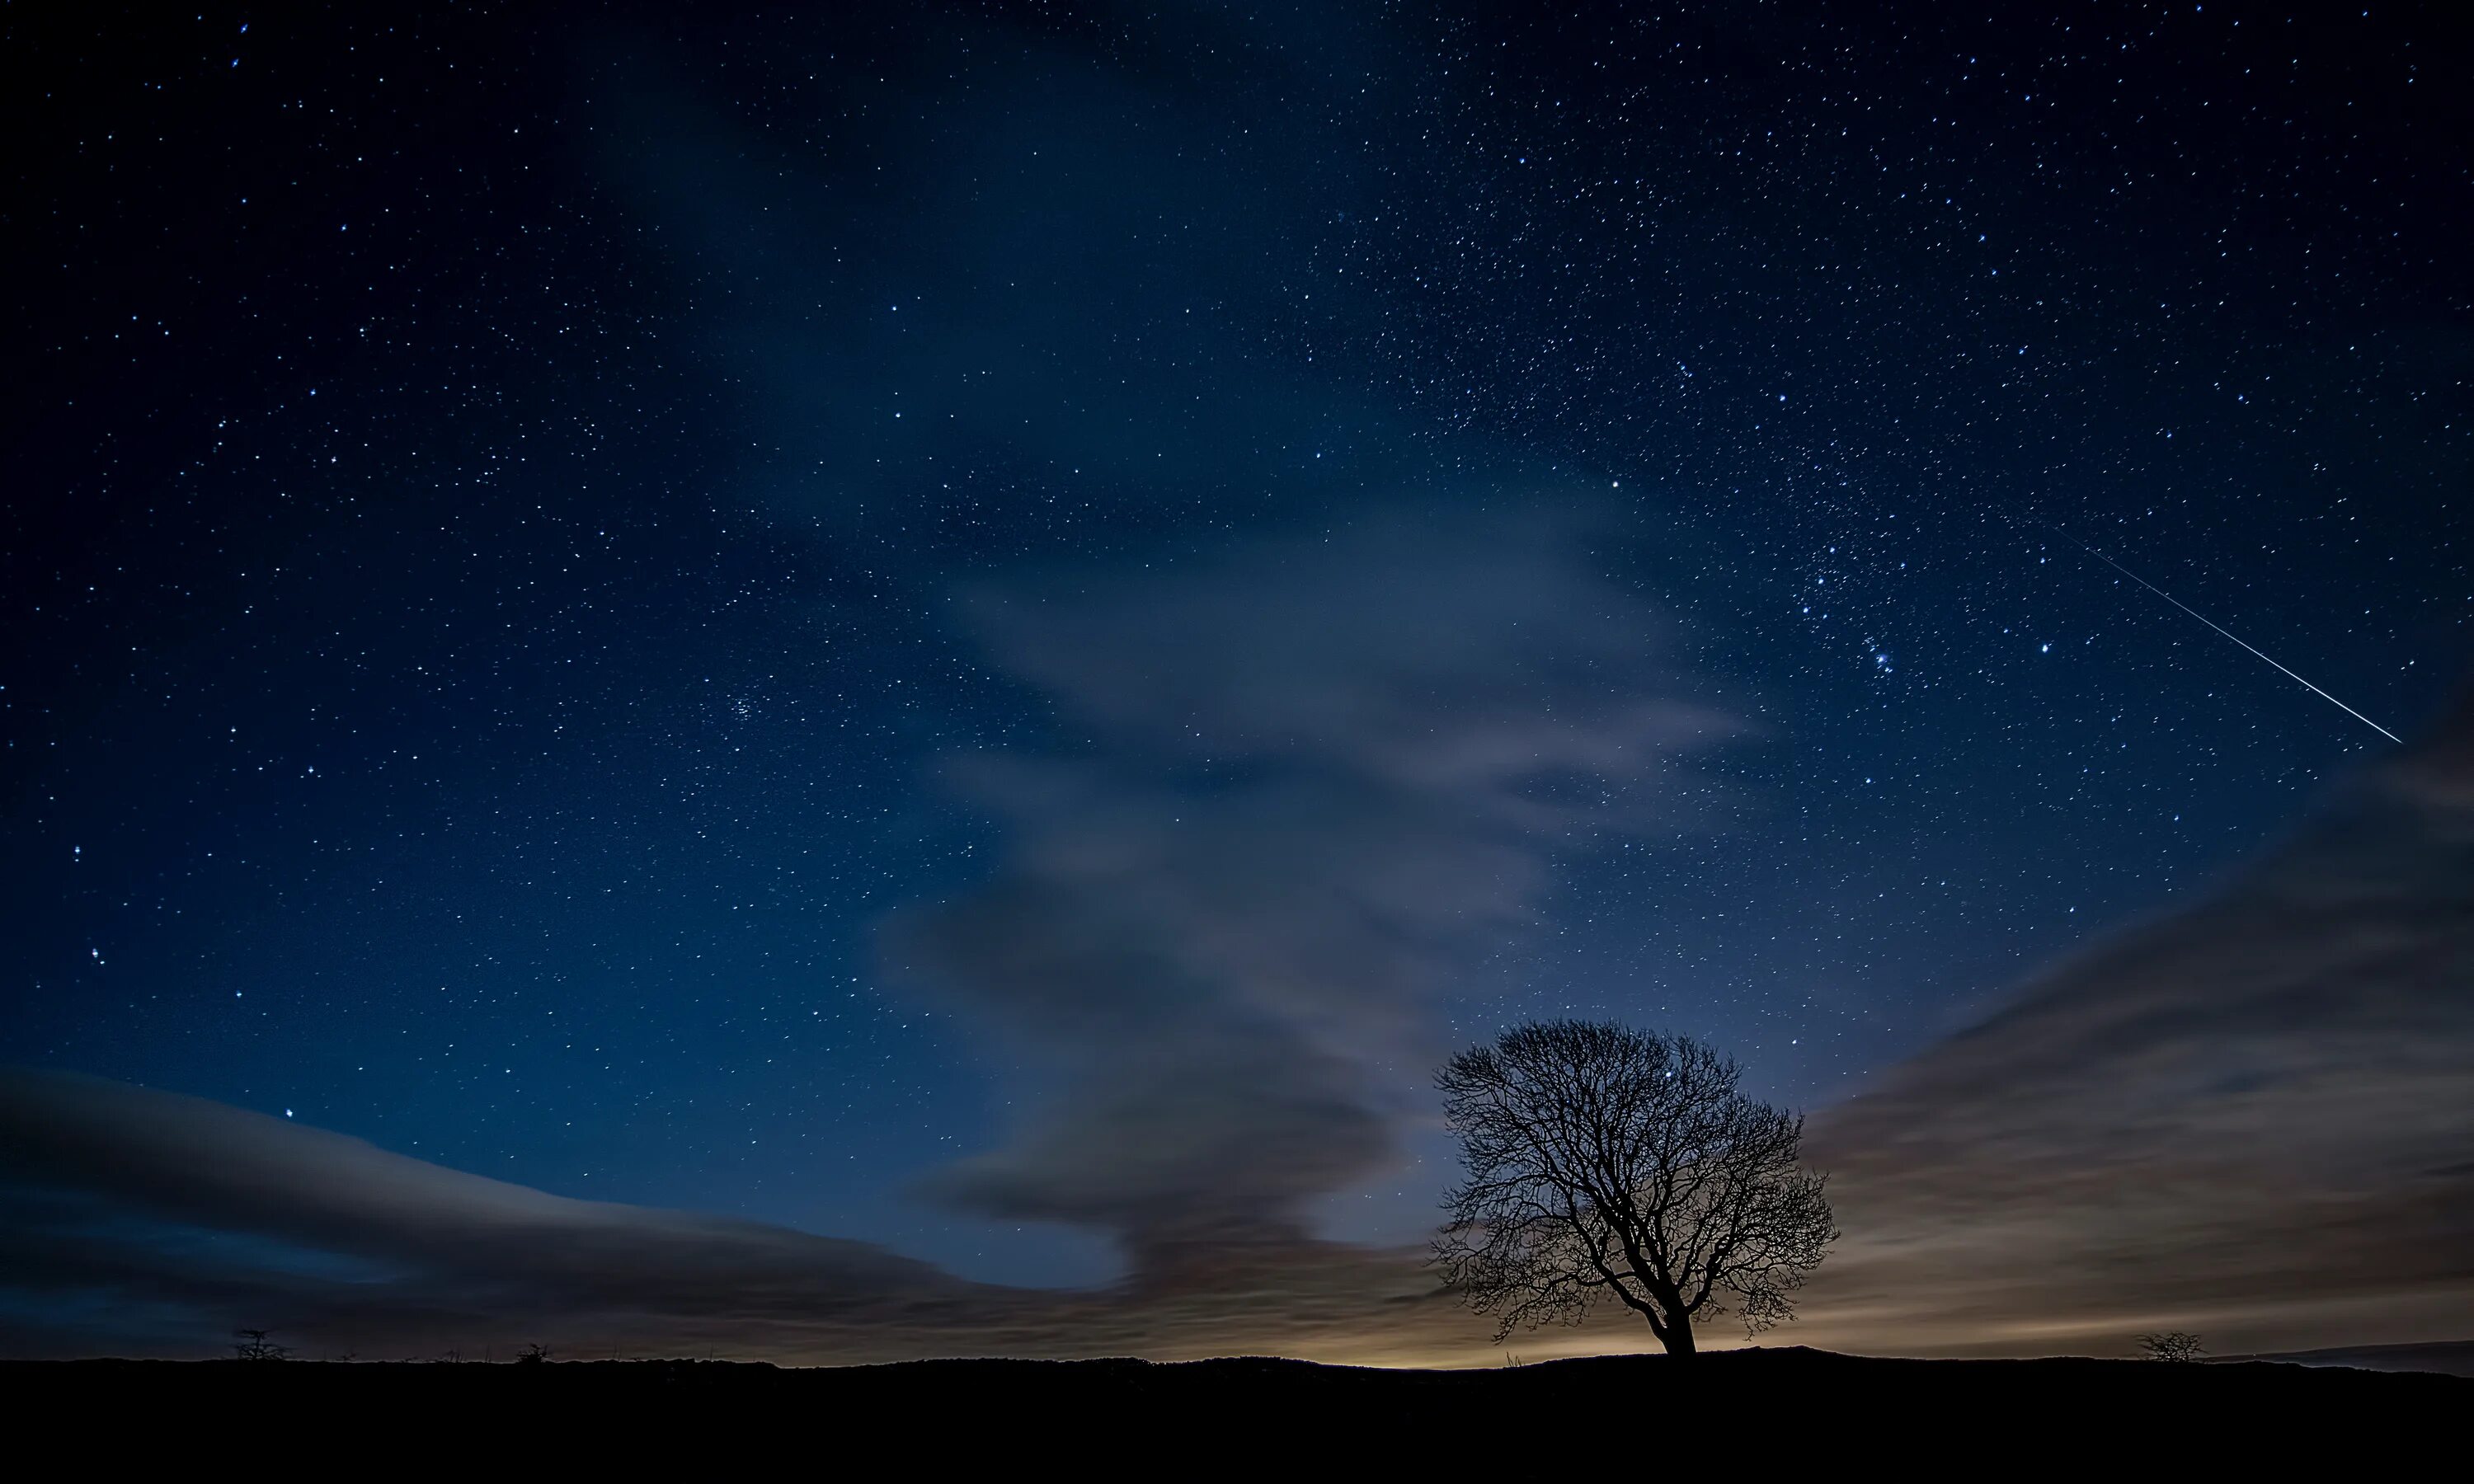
xmin=5 ymin=2 xmax=2468 ymax=1360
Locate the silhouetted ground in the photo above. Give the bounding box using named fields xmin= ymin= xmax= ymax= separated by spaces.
xmin=7 ymin=1345 xmax=2462 ymax=1451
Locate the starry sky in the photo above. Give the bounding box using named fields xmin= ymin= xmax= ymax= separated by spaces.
xmin=3 ymin=2 xmax=2468 ymax=1360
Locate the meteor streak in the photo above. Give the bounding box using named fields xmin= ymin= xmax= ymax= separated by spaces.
xmin=2067 ymin=538 xmax=2401 ymax=745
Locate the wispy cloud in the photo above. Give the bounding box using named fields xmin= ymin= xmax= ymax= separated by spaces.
xmin=1798 ymin=691 xmax=2474 ymax=1355
xmin=0 ymin=1068 xmax=1489 ymax=1362
xmin=891 ymin=509 xmax=1736 ymax=1270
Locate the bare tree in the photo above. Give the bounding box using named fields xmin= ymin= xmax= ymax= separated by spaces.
xmin=229 ymin=1328 xmax=291 ymax=1361
xmin=2136 ymin=1331 xmax=2204 ymax=1363
xmin=1434 ymin=1021 xmax=1837 ymax=1357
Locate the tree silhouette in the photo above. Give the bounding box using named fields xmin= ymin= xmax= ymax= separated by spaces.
xmin=1434 ymin=1021 xmax=1837 ymax=1357
xmin=2137 ymin=1331 xmax=2205 ymax=1363
xmin=229 ymin=1328 xmax=291 ymax=1361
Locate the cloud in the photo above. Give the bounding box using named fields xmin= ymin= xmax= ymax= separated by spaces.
xmin=1794 ymin=688 xmax=2474 ymax=1355
xmin=0 ymin=1070 xmax=994 ymax=1355
xmin=889 ymin=509 xmax=1737 ymax=1270
xmin=0 ymin=1067 xmax=1512 ymax=1363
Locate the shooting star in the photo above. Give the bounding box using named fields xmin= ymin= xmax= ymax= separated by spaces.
xmin=2066 ymin=537 xmax=2400 ymax=745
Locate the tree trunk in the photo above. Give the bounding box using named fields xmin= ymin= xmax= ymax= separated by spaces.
xmin=1657 ymin=1313 xmax=1697 ymax=1356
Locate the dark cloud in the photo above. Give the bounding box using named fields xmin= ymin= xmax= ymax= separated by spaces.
xmin=0 ymin=1068 xmax=1498 ymax=1363
xmin=0 ymin=1071 xmax=987 ymax=1354
xmin=1797 ymin=692 xmax=2474 ymax=1356
xmin=890 ymin=510 xmax=1737 ymax=1267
